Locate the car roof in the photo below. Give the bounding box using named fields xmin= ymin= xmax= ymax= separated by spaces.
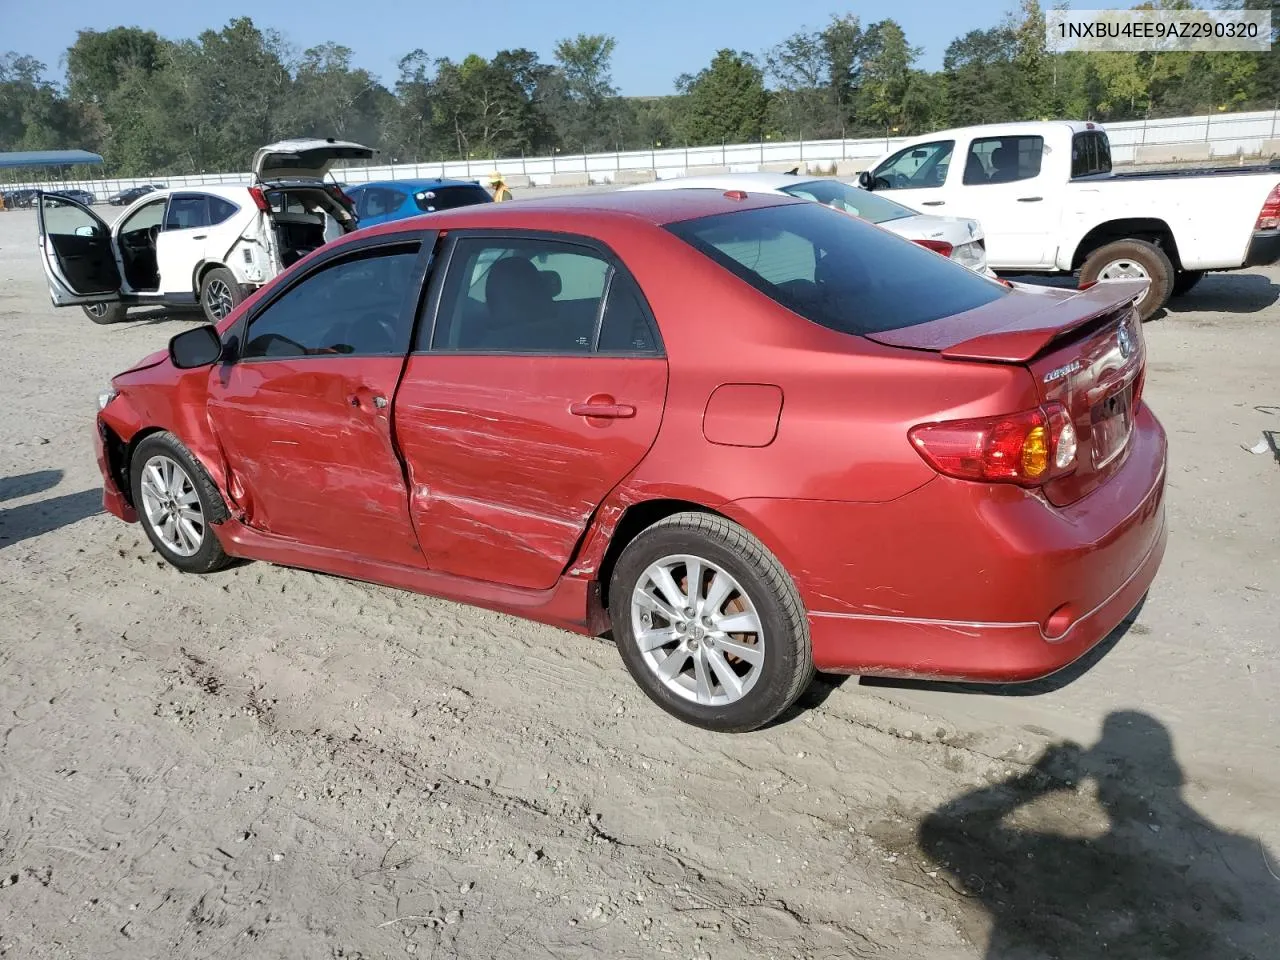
xmin=356 ymin=178 xmax=485 ymax=190
xmin=351 ymin=188 xmax=800 ymax=241
xmin=626 ymin=171 xmax=825 ymax=194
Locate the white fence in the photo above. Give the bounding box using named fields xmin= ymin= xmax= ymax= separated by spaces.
xmin=8 ymin=108 xmax=1280 ymax=196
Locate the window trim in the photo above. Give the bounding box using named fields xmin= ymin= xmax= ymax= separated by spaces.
xmin=962 ymin=135 xmax=1045 ymax=187
xmin=413 ymin=228 xmax=665 ymax=358
xmin=224 ymin=229 xmax=436 ymax=365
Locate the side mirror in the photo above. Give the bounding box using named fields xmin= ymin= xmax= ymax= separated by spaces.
xmin=169 ymin=324 xmax=223 ymax=369
xmin=74 ymin=225 xmax=97 ymax=238
xmin=857 ymin=170 xmax=874 ymax=190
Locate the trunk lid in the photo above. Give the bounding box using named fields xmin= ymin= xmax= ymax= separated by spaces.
xmin=869 ymin=279 xmax=1148 ymax=505
xmin=251 ymin=138 xmax=375 ymax=183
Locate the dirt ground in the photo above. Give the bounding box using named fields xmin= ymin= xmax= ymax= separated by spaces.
xmin=1 ymin=204 xmax=1277 ymax=960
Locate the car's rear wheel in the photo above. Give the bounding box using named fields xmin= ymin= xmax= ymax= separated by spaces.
xmin=199 ymin=267 xmax=244 ymax=324
xmin=609 ymin=512 xmax=813 ymax=732
xmin=1171 ymin=270 xmax=1204 ymax=298
xmin=83 ymin=302 xmax=126 ymax=325
xmin=1079 ymin=239 xmax=1174 ymax=321
xmin=130 ymin=432 xmax=231 ymax=574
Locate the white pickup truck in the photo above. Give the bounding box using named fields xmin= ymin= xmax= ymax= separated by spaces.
xmin=859 ymin=120 xmax=1280 ymax=318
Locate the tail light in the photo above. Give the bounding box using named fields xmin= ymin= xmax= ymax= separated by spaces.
xmin=248 ymin=187 xmax=270 ymax=212
xmin=1255 ymin=184 xmax=1280 ymax=230
xmin=913 ymin=238 xmax=953 ymax=257
xmin=909 ymin=402 xmax=1078 ymax=486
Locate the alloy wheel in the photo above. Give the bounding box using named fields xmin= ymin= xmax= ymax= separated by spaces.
xmin=138 ymin=454 xmax=204 ymax=557
xmin=206 ymin=279 xmax=234 ymax=320
xmin=630 ymin=554 xmax=765 ymax=706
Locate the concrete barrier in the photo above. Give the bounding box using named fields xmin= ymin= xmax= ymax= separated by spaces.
xmin=686 ymin=164 xmax=728 ymax=175
xmin=612 ymin=169 xmax=657 ymax=184
xmin=549 ymin=172 xmax=592 ymax=187
xmin=836 ymin=158 xmax=870 ymax=176
xmin=1261 ymin=139 xmax=1280 ymax=157
xmin=758 ymin=161 xmax=803 ymax=173
xmin=498 ymin=174 xmax=532 ymax=188
xmin=1133 ymin=142 xmax=1213 ymax=164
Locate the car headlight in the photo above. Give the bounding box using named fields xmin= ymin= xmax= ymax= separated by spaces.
xmin=98 ymin=388 xmax=117 ymax=411
xmin=951 ymin=240 xmax=987 ymax=272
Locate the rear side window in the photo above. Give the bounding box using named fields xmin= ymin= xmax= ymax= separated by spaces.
xmin=414 ymin=184 xmax=493 ymax=213
xmin=165 ymin=194 xmax=212 ymax=230
xmin=242 ymin=244 xmax=420 ymax=360
xmin=666 ymin=202 xmax=1007 ymax=336
xmin=208 ymin=196 xmax=239 ymax=225
xmin=963 ymin=136 xmax=1044 ymax=185
xmin=1072 ymin=131 xmax=1112 ymax=178
xmin=426 ymin=236 xmax=658 ymax=354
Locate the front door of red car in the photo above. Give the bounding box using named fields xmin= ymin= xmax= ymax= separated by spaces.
xmin=394 ymin=233 xmax=668 ymax=590
xmin=208 ymin=236 xmax=432 ymax=567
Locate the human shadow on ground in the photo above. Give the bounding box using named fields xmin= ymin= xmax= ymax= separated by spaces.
xmin=918 ymin=711 xmax=1280 ymax=959
xmin=0 ymin=473 xmax=102 ymax=548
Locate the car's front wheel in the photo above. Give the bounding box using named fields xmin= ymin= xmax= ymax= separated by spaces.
xmin=130 ymin=432 xmax=232 ymax=574
xmin=609 ymin=512 xmax=814 ymax=732
xmin=83 ymin=302 xmax=127 ymax=325
xmin=199 ymin=267 xmax=245 ymax=324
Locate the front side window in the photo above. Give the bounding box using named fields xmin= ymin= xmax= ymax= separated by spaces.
xmin=667 ymin=202 xmax=1006 ymax=337
xmin=241 ymin=244 xmax=420 ymax=360
xmin=964 ymin=136 xmax=1044 ymax=185
xmin=871 ymin=140 xmax=955 ymax=190
xmin=120 ymin=198 xmax=167 ymax=235
xmin=428 ymin=236 xmax=656 ymax=354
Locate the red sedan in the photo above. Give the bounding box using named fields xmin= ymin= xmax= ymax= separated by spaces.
xmin=91 ymin=190 xmax=1167 ymax=731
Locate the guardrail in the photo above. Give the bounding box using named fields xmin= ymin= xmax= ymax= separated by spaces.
xmin=6 ymin=109 xmax=1280 ymax=197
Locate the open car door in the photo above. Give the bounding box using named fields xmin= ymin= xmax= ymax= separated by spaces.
xmin=36 ymin=191 xmax=122 ymax=306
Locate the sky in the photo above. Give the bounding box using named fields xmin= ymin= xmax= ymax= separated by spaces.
xmin=3 ymin=0 xmax=1018 ymax=95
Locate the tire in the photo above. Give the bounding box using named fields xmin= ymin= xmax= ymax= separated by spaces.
xmin=83 ymin=302 xmax=127 ymax=325
xmin=609 ymin=512 xmax=814 ymax=732
xmin=199 ymin=267 xmax=245 ymax=324
xmin=129 ymin=431 xmax=232 ymax=574
xmin=1171 ymin=270 xmax=1204 ymax=298
xmin=1079 ymin=239 xmax=1174 ymax=321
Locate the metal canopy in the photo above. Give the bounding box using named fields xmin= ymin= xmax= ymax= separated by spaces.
xmin=0 ymin=149 xmax=104 ymax=170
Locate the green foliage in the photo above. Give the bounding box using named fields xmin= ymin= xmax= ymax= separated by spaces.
xmin=677 ymin=50 xmax=768 ymax=143
xmin=3 ymin=6 xmax=1280 ymax=177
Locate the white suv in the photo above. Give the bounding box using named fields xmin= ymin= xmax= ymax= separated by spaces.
xmin=37 ymin=139 xmax=373 ymax=324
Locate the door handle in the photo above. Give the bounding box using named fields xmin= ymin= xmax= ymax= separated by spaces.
xmin=920 ymin=201 xmax=945 ymax=206
xmin=1017 ymin=197 xmax=1043 ymax=202
xmin=570 ymin=397 xmax=635 ymax=419
xmin=192 ymin=234 xmax=207 ymax=239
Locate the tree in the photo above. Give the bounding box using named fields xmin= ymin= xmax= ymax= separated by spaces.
xmin=943 ymin=28 xmax=1020 ymax=126
xmin=548 ymin=34 xmax=620 ymax=151
xmin=857 ymin=21 xmax=922 ymax=134
xmin=65 ymin=27 xmax=164 ymax=105
xmin=677 ymin=49 xmax=768 ymax=144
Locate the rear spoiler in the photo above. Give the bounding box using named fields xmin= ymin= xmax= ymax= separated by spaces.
xmin=867 ymin=279 xmax=1147 ymax=363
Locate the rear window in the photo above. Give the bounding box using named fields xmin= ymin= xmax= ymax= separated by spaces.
xmin=1072 ymin=131 xmax=1112 ymax=178
xmin=779 ymin=180 xmax=916 ymax=223
xmin=414 ymin=184 xmax=492 ymax=213
xmin=666 ymin=202 xmax=1007 ymax=336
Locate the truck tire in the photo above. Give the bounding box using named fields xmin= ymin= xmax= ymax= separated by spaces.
xmin=1171 ymin=270 xmax=1204 ymax=298
xmin=83 ymin=302 xmax=127 ymax=325
xmin=1079 ymin=239 xmax=1174 ymax=321
xmin=199 ymin=267 xmax=246 ymax=324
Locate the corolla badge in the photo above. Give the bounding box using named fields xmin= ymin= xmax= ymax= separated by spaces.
xmin=1117 ymin=324 xmax=1133 ymax=359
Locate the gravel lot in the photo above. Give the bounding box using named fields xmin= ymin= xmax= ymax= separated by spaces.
xmin=1 ymin=203 xmax=1277 ymax=959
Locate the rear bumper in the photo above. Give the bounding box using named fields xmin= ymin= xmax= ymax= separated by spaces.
xmin=724 ymin=405 xmax=1168 ymax=682
xmin=1244 ymin=228 xmax=1280 ymax=267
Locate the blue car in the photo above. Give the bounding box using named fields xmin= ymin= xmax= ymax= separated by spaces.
xmin=346 ymin=178 xmax=492 ymax=227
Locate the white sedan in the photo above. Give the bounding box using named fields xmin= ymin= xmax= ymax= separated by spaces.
xmin=624 ymin=172 xmax=993 ymax=275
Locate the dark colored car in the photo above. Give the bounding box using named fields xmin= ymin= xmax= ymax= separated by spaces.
xmin=92 ymin=190 xmax=1167 ymax=732
xmin=49 ymin=188 xmax=96 ymax=205
xmin=3 ymin=188 xmax=39 ymax=208
xmin=108 ymin=184 xmax=165 ymax=206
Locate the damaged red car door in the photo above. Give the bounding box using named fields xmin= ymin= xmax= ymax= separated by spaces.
xmin=394 ymin=233 xmax=668 ymax=590
xmin=207 ymin=238 xmax=430 ymax=567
